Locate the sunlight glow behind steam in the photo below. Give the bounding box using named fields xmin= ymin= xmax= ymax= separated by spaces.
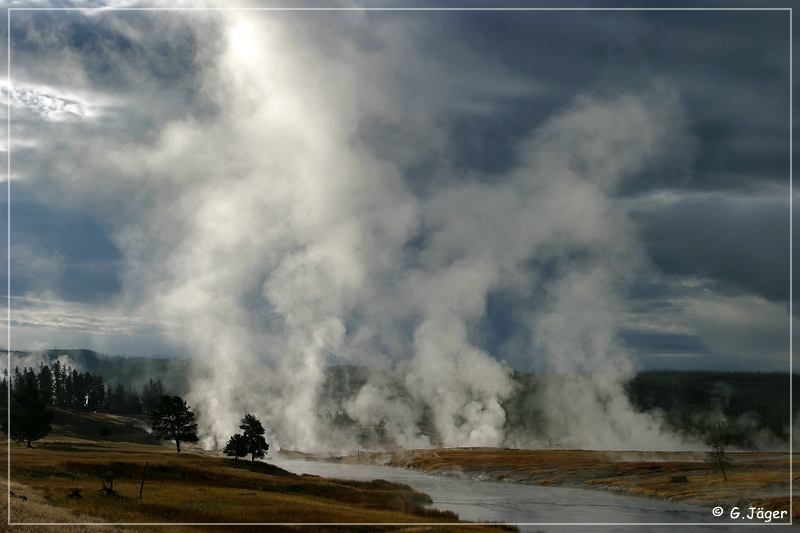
xmin=21 ymin=9 xmax=702 ymax=452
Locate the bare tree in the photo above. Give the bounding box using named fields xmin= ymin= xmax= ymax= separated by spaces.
xmin=705 ymin=432 xmax=733 ymax=481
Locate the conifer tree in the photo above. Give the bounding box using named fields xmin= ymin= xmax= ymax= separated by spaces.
xmin=37 ymin=365 xmax=53 ymax=405
xmin=223 ymin=433 xmax=248 ymax=461
xmin=150 ymin=395 xmax=198 ymax=452
xmin=0 ymin=369 xmax=7 ymax=409
xmin=5 ymin=371 xmax=52 ymax=447
xmin=239 ymin=414 xmax=269 ymax=462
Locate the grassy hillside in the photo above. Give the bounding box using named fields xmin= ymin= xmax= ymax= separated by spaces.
xmin=4 ymin=409 xmax=516 ymax=531
xmin=50 ymin=408 xmax=158 ymax=445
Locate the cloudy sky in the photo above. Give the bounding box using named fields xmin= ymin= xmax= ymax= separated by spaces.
xmin=1 ymin=1 xmax=796 ymax=377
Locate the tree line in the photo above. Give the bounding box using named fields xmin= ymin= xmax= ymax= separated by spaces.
xmin=0 ymin=363 xmax=170 ymax=415
xmin=1 ymin=364 xmax=270 ymax=461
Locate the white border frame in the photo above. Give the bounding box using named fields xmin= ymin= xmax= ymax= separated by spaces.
xmin=5 ymin=5 xmax=794 ymax=529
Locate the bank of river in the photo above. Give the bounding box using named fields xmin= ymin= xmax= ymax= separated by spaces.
xmin=382 ymin=448 xmax=794 ymax=517
xmin=271 ymin=453 xmax=777 ymax=532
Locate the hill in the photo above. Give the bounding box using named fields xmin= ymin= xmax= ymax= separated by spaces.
xmin=4 ymin=410 xmax=515 ymax=531
xmin=50 ymin=408 xmax=158 ymax=445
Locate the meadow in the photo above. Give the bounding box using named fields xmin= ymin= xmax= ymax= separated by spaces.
xmin=2 ymin=409 xmax=516 ymax=532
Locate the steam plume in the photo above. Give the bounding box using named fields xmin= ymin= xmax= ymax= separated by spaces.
xmin=36 ymin=11 xmax=696 ymax=451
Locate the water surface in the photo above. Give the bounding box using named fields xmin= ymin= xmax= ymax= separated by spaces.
xmin=271 ymin=456 xmax=749 ymax=532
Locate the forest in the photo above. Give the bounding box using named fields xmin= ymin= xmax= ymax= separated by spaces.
xmin=1 ymin=349 xmax=795 ymax=450
xmin=0 ymin=360 xmax=170 ymax=416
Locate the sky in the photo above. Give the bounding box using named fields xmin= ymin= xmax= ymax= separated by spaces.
xmin=1 ymin=1 xmax=795 ymax=379
xmin=4 ymin=3 xmax=789 ymax=370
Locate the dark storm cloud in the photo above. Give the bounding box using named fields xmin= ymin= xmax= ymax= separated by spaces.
xmin=629 ymin=194 xmax=791 ymax=305
xmin=431 ymin=8 xmax=789 ymax=193
xmin=8 ymin=6 xmax=792 ymax=311
xmin=401 ymin=6 xmax=792 ymax=327
xmin=635 ymin=354 xmax=779 ymax=372
xmin=620 ymin=329 xmax=711 ymax=356
xmin=395 ymin=10 xmax=665 ymax=180
xmin=7 ymin=184 xmax=121 ymax=302
xmin=11 ymin=9 xmax=212 ymax=92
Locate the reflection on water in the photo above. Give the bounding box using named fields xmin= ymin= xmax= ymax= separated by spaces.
xmin=270 ymin=456 xmax=745 ymax=533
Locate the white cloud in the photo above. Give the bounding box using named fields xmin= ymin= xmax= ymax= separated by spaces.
xmin=3 ymin=82 xmax=109 ymax=121
xmin=4 ymin=294 xmax=179 ymax=356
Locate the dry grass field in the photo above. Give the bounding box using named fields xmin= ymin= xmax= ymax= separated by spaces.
xmin=345 ymin=447 xmax=796 ymax=521
xmin=2 ymin=410 xmax=517 ymax=532
xmin=6 ymin=407 xmax=794 ymax=530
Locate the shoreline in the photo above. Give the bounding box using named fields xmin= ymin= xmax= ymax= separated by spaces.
xmin=282 ymin=447 xmax=796 ymax=521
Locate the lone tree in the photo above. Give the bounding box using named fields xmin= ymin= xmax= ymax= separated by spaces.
xmin=4 ymin=369 xmax=52 ymax=447
xmin=239 ymin=414 xmax=269 ymax=462
xmin=150 ymin=395 xmax=198 ymax=452
xmin=705 ymin=432 xmax=733 ymax=481
xmin=223 ymin=433 xmax=248 ymax=461
xmin=97 ymin=422 xmax=112 ymax=441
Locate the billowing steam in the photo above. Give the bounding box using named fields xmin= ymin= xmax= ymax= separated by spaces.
xmin=37 ymin=11 xmax=697 ymax=451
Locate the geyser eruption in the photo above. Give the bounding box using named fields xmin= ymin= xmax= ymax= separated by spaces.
xmin=40 ymin=10 xmax=696 ymax=451
xmin=119 ymin=11 xmax=422 ymax=450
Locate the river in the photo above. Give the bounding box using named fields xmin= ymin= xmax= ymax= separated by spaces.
xmin=270 ymin=456 xmax=751 ymax=532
